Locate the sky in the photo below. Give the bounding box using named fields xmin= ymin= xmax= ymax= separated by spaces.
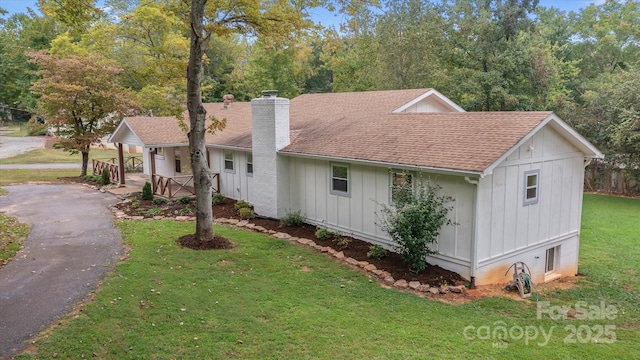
xmin=1 ymin=0 xmax=610 ymax=23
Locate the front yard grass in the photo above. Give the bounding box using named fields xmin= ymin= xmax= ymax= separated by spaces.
xmin=0 ymin=212 xmax=30 ymax=267
xmin=0 ymin=148 xmax=118 ymax=164
xmin=14 ymin=194 xmax=640 ymax=359
xmin=0 ymin=169 xmax=81 ymax=185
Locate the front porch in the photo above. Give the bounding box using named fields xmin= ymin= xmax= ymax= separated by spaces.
xmin=99 ymin=144 xmax=220 ymax=199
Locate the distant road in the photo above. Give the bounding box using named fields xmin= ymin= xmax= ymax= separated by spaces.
xmin=0 ymin=135 xmax=46 ymax=159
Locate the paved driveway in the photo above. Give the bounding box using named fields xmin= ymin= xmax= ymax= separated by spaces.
xmin=0 ymin=184 xmax=122 ymax=359
xmin=0 ymin=135 xmax=45 ymax=159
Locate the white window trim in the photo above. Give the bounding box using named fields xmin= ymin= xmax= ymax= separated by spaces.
xmin=544 ymin=245 xmax=561 ymax=282
xmin=523 ymin=169 xmax=540 ymax=206
xmin=246 ymin=152 xmax=253 ymax=176
xmin=224 ymin=150 xmax=235 ymax=174
xmin=330 ymin=163 xmax=350 ymax=196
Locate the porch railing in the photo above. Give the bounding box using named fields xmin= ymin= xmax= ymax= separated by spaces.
xmin=95 ymin=156 xmax=143 ymax=172
xmin=152 ymin=173 xmax=220 ymax=199
xmin=92 ymin=159 xmax=120 ymax=183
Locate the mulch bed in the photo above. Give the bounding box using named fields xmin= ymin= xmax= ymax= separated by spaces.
xmin=108 ymin=190 xmax=466 ymax=287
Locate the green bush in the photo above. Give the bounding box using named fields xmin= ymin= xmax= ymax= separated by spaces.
xmin=238 ymin=207 xmax=255 ymax=220
xmin=315 ymin=227 xmax=333 ymax=241
xmin=176 ymin=207 xmax=193 ymax=215
xmin=52 ymin=142 xmax=63 ymax=149
xmin=25 ymin=119 xmax=48 ymax=136
xmin=212 ymin=193 xmax=225 ymax=205
xmin=367 ymin=245 xmax=388 ymax=260
xmin=130 ymin=199 xmax=140 ymax=209
xmin=281 ymin=210 xmax=306 ymax=227
xmin=234 ymin=199 xmax=252 ymax=210
xmin=100 ymin=168 xmax=111 ymax=185
xmin=335 ymin=236 xmax=351 ymax=250
xmin=141 ymin=181 xmax=153 ymax=200
xmin=145 ymin=207 xmax=163 ymax=217
xmin=153 ymin=197 xmax=167 ymax=205
xmin=178 ymin=196 xmax=192 ymax=204
xmin=377 ymin=176 xmax=453 ymax=273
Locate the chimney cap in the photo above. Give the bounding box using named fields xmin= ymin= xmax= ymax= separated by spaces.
xmin=261 ymin=90 xmax=279 ymax=98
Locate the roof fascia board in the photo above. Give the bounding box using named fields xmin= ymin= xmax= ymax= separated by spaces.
xmin=392 ymin=89 xmax=466 ymax=113
xmin=280 ymin=151 xmax=482 ymax=178
xmin=481 ymin=113 xmax=604 ymax=177
xmin=108 ymin=119 xmax=142 ymax=145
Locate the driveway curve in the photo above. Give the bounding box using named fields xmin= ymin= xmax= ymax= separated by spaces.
xmin=0 ymin=184 xmax=122 ymax=359
xmin=0 ymin=136 xmax=45 ymax=159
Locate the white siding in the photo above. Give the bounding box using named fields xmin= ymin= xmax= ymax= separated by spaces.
xmin=286 ymin=157 xmax=475 ymax=277
xmin=474 ymin=125 xmax=586 ymax=284
xmin=208 ymin=148 xmax=254 ymax=202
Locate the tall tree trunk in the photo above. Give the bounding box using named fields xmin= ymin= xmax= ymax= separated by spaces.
xmin=187 ymin=0 xmax=214 ymax=242
xmin=81 ymin=151 xmax=89 ymax=177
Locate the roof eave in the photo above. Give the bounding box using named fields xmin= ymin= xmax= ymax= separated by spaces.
xmin=279 ymin=151 xmax=483 ymax=177
xmin=480 ymin=113 xmax=605 ymax=177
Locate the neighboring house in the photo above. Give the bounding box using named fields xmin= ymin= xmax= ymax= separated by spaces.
xmin=108 ymin=89 xmax=603 ymax=286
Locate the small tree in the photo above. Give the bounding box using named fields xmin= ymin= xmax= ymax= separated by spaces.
xmin=29 ymin=51 xmax=140 ymax=177
xmin=141 ymin=181 xmax=153 ymax=201
xmin=377 ymin=175 xmax=453 ymax=273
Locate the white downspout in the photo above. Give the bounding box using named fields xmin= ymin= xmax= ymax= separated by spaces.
xmin=465 ymin=176 xmax=480 ymax=289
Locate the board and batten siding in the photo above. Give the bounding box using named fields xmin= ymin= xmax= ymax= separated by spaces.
xmin=208 ymin=148 xmax=254 ymax=203
xmin=287 ymin=157 xmax=475 ymax=276
xmin=475 ymin=125 xmax=585 ymax=284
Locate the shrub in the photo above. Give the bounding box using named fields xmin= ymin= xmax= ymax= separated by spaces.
xmin=335 ymin=236 xmax=351 ymax=250
xmin=367 ymin=245 xmax=388 ymax=260
xmin=377 ymin=176 xmax=453 ymax=273
xmin=25 ymin=119 xmax=48 ymax=136
xmin=130 ymin=199 xmax=140 ymax=209
xmin=153 ymin=197 xmax=167 ymax=205
xmin=281 ymin=210 xmax=306 ymax=227
xmin=145 ymin=207 xmax=163 ymax=217
xmin=212 ymin=193 xmax=225 ymax=205
xmin=178 ymin=196 xmax=192 ymax=204
xmin=100 ymin=168 xmax=111 ymax=185
xmin=52 ymin=142 xmax=63 ymax=149
xmin=234 ymin=199 xmax=252 ymax=210
xmin=315 ymin=227 xmax=333 ymax=241
xmin=176 ymin=207 xmax=193 ymax=215
xmin=238 ymin=207 xmax=255 ymax=220
xmin=141 ymin=182 xmax=153 ymax=200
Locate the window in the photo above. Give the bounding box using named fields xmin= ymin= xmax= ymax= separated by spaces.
xmin=175 ymin=148 xmax=181 ymax=173
xmin=524 ymin=169 xmax=540 ymax=205
xmin=545 ymin=246 xmax=559 ymax=273
xmin=390 ymin=171 xmax=413 ymax=204
xmin=224 ymin=150 xmax=234 ymax=172
xmin=154 ymin=147 xmax=164 ymax=159
xmin=331 ymin=164 xmax=349 ymax=195
xmin=246 ymin=153 xmax=253 ymax=175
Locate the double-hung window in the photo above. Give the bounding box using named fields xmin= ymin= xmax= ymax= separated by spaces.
xmin=524 ymin=169 xmax=540 ymax=205
xmin=390 ymin=171 xmax=413 ymax=204
xmin=246 ymin=153 xmax=253 ymax=175
xmin=224 ymin=150 xmax=234 ymax=172
xmin=331 ymin=164 xmax=349 ymax=196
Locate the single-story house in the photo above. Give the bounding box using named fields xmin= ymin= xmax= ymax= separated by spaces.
xmin=108 ymin=88 xmax=603 ymax=286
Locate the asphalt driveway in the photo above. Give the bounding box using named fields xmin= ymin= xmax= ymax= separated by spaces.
xmin=0 ymin=184 xmax=122 ymax=359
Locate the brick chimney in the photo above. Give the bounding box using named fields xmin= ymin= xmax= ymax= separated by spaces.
xmin=251 ymin=90 xmax=290 ymax=219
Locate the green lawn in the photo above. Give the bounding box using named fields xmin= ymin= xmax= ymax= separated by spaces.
xmin=0 ymin=212 xmax=30 ymax=267
xmin=0 ymin=148 xmax=118 ymax=164
xmin=0 ymin=169 xmax=82 ymax=185
xmin=14 ymin=194 xmax=640 ymax=359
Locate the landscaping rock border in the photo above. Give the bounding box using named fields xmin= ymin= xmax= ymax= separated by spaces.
xmin=110 ymin=208 xmax=467 ymax=298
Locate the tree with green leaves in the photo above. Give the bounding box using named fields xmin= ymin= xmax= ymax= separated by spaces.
xmin=30 ymin=51 xmax=140 ymax=176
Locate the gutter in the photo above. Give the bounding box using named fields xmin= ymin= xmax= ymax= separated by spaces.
xmin=280 ymin=151 xmax=483 ymax=178
xmin=464 ymin=176 xmax=480 ymax=289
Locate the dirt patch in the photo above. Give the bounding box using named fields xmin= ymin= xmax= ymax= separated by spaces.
xmin=177 ymin=233 xmax=232 ymax=250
